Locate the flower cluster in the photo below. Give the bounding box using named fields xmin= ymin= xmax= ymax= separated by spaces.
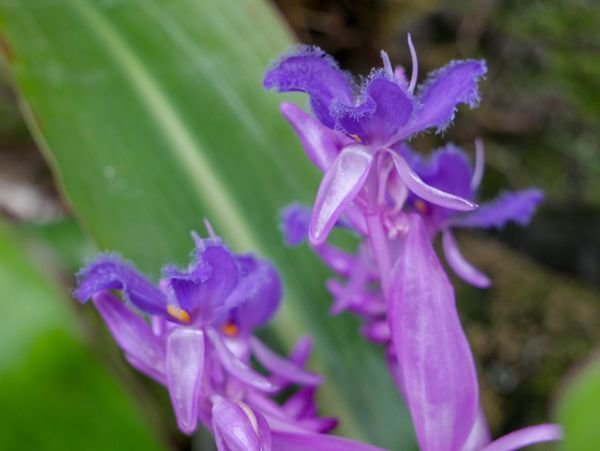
xmin=75 ymin=229 xmax=381 ymax=451
xmin=74 ymin=37 xmax=562 ymax=451
xmin=267 ymin=37 xmax=560 ymax=450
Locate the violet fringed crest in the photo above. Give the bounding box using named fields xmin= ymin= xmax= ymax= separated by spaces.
xmin=270 ymin=37 xmax=560 ymax=451
xmin=264 ymin=35 xmax=485 ymax=246
xmin=74 ymin=228 xmax=383 ymax=451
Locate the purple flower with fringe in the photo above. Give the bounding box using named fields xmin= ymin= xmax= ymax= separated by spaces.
xmin=264 ymin=36 xmax=486 ymax=246
xmin=75 ymin=230 xmax=381 ymax=451
xmin=270 ymin=35 xmax=544 ymax=448
xmin=400 ymin=141 xmax=544 ymax=288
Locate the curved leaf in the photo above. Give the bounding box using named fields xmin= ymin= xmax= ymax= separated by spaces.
xmin=0 ymin=0 xmax=413 ymax=447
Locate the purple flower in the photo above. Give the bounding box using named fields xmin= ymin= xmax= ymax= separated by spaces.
xmin=265 ymin=38 xmax=486 ymax=245
xmin=401 ymin=142 xmax=543 ymax=287
xmin=75 ymin=231 xmax=380 ymax=451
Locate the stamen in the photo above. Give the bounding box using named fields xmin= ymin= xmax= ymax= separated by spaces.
xmin=349 ymin=133 xmax=362 ymax=143
xmin=414 ymin=199 xmax=428 ymax=214
xmin=167 ymin=304 xmax=192 ymax=324
xmin=380 ymin=50 xmax=394 ymax=78
xmin=407 ymin=33 xmax=419 ymax=94
xmin=203 ymin=218 xmax=218 ymax=240
xmin=238 ymin=402 xmax=259 ymax=434
xmin=221 ymin=322 xmax=239 ymax=337
xmin=470 ymin=138 xmax=485 ymax=191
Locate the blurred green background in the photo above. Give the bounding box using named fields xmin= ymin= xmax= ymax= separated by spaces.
xmin=0 ymin=0 xmax=598 ymax=450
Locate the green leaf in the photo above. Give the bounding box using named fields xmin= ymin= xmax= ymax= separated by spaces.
xmin=557 ymin=359 xmax=600 ymax=450
xmin=0 ymin=0 xmax=414 ymax=447
xmin=0 ymin=221 xmax=166 ymax=451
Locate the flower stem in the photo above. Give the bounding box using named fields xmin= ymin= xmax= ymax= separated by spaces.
xmin=365 ymin=165 xmax=392 ymax=296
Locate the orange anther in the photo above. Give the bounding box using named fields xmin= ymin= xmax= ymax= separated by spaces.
xmin=221 ymin=322 xmax=239 ymax=337
xmin=167 ymin=305 xmax=192 ymax=324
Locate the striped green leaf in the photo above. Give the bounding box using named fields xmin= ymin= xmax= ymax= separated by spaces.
xmin=0 ymin=0 xmax=414 ymax=447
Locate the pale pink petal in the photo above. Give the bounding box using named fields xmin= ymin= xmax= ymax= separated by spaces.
xmin=388 ymin=151 xmax=478 ymax=212
xmin=481 ymin=424 xmax=562 ymax=451
xmin=92 ymin=292 xmax=166 ymax=382
xmin=207 ymin=329 xmax=278 ymax=393
xmin=250 ymin=337 xmax=322 ymax=386
xmin=166 ymin=328 xmax=205 ymax=434
xmin=442 ymin=229 xmax=491 ymax=288
xmin=389 ymin=214 xmax=478 ymax=450
xmin=280 ymin=102 xmax=348 ymax=171
xmin=310 ymin=145 xmax=374 ymax=245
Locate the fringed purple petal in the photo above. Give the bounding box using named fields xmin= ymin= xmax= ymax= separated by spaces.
xmin=264 ymin=46 xmax=354 ymax=128
xmin=280 ymin=203 xmax=312 ymax=246
xmin=75 ymin=254 xmax=167 ymax=315
xmin=334 ymin=75 xmax=413 ymax=145
xmin=227 ymin=255 xmax=281 ymax=333
xmin=414 ymin=144 xmax=473 ymax=200
xmin=401 ymin=60 xmax=487 ymax=136
xmin=310 ymin=145 xmax=374 ymax=245
xmin=212 ymin=397 xmax=272 ymax=451
xmin=450 ymin=188 xmax=544 ymax=229
xmin=389 ymin=151 xmax=478 ymax=212
xmin=271 ymin=432 xmax=385 ymax=451
xmin=442 ymin=229 xmax=491 ymax=288
xmin=92 ymin=291 xmax=166 ymax=383
xmin=207 ymin=329 xmax=278 ymax=393
xmin=389 ymin=214 xmax=478 ymax=451
xmin=481 ymin=424 xmax=562 ymax=451
xmin=280 ymin=102 xmax=349 ymax=171
xmin=250 ymin=337 xmax=322 ymax=386
xmin=166 ymin=328 xmax=205 ymax=434
xmin=163 ymin=243 xmax=239 ymax=321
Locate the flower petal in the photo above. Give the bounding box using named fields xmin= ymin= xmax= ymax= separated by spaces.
xmin=389 ymin=151 xmax=478 ymax=211
xmin=442 ymin=229 xmax=491 ymax=288
xmin=264 ymin=46 xmax=354 ymax=128
xmin=463 ymin=408 xmax=491 ymax=451
xmin=92 ymin=291 xmax=166 ymax=383
xmin=402 ymin=60 xmax=487 ymax=136
xmin=481 ymin=424 xmax=562 ymax=451
xmin=250 ymin=337 xmax=322 ymax=386
xmin=271 ymin=432 xmax=385 ymax=451
xmin=451 ymin=188 xmax=544 ymax=230
xmin=163 ymin=242 xmax=239 ymax=321
xmin=280 ymin=203 xmax=312 ymax=246
xmin=334 ymin=75 xmax=413 ymax=145
xmin=310 ymin=145 xmax=374 ymax=245
xmin=166 ymin=328 xmax=205 ymax=434
xmin=212 ymin=397 xmax=272 ymax=451
xmin=315 ymin=243 xmax=356 ymax=276
xmin=75 ymin=253 xmax=167 ymax=315
xmin=413 ymin=144 xmax=473 ymax=200
xmin=227 ymin=255 xmax=282 ymax=333
xmin=280 ymin=102 xmax=349 ymax=171
xmin=207 ymin=329 xmax=278 ymax=393
xmin=389 ymin=214 xmax=479 ymax=451
xmin=282 ymin=386 xmax=318 ymax=418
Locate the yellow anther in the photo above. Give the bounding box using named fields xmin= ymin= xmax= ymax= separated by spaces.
xmin=349 ymin=134 xmax=362 ymax=143
xmin=167 ymin=304 xmax=192 ymax=324
xmin=221 ymin=322 xmax=239 ymax=337
xmin=414 ymin=199 xmax=428 ymax=214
